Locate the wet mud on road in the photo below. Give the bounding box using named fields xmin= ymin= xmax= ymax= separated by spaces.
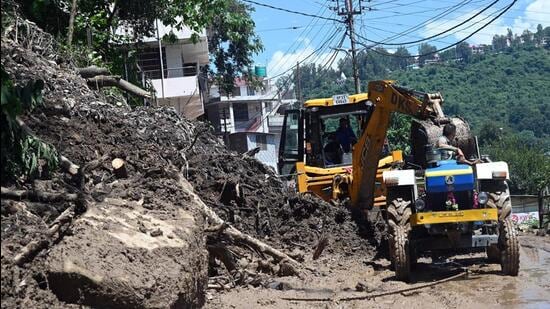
xmin=206 ymin=235 xmax=550 ymax=308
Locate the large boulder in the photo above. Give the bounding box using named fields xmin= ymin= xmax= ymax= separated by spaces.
xmin=45 ymin=198 xmax=207 ymax=308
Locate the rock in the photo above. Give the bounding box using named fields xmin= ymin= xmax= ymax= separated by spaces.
xmin=149 ymin=228 xmax=163 ymax=237
xmin=45 ymin=199 xmax=208 ymax=308
xmin=355 ymin=281 xmax=370 ymax=292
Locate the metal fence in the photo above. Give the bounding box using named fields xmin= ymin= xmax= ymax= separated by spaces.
xmin=511 ymin=189 xmax=550 ymax=228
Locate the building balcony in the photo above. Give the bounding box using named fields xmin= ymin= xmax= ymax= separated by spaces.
xmin=150 ymin=74 xmax=199 ymax=98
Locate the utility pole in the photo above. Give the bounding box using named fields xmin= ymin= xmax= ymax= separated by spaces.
xmin=295 ymin=62 xmax=303 ymax=103
xmin=335 ymin=0 xmax=363 ymax=94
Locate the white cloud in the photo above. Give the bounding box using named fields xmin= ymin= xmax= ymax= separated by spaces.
xmin=266 ymin=40 xmax=346 ymax=79
xmin=422 ymin=0 xmax=549 ymax=45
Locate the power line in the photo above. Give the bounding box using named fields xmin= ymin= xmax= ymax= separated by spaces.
xmin=360 ymin=5 xmax=506 ymax=52
xmin=367 ymin=0 xmax=549 ymax=23
xmin=266 ymin=2 xmax=332 ymax=76
xmin=267 ymin=26 xmax=345 ymax=80
xmin=372 ymin=0 xmax=550 ymax=15
xmin=356 ymin=0 xmax=501 ymax=46
xmin=362 ymin=0 xmax=475 ymax=48
xmin=357 ymin=0 xmax=517 ymax=58
xmin=256 ymin=22 xmax=332 ymax=33
xmin=242 ymin=0 xmax=343 ymax=23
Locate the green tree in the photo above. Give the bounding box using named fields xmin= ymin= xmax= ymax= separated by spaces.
xmin=418 ymin=43 xmax=437 ymax=66
xmin=455 ymin=42 xmax=472 ymax=63
xmin=392 ymin=46 xmax=411 ymax=70
xmin=492 ymin=34 xmax=507 ymax=51
xmin=535 ymin=24 xmax=544 ymax=46
xmin=208 ymin=0 xmax=263 ymax=95
xmin=439 ymin=48 xmax=456 ymax=62
xmin=484 ymin=135 xmax=550 ymax=194
xmin=15 ymin=0 xmax=263 ymax=100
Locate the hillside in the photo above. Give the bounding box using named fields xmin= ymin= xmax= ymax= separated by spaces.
xmin=390 ymin=48 xmax=550 ymax=144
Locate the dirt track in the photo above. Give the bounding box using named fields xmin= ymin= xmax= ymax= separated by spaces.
xmin=206 ymin=235 xmax=550 ymax=308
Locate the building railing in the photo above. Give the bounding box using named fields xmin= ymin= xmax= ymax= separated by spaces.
xmin=143 ymin=64 xmax=199 ymax=80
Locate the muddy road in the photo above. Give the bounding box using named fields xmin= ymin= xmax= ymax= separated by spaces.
xmin=206 ymin=235 xmax=550 ymax=308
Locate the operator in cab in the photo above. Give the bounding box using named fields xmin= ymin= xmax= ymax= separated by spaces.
xmin=335 ymin=117 xmax=357 ymax=153
xmin=437 ymin=123 xmax=476 ymax=165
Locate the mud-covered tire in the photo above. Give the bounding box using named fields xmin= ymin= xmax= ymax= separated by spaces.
xmin=386 ymin=198 xmax=412 ymax=232
xmin=391 ymin=226 xmax=411 ymax=282
xmin=499 ymin=218 xmax=519 ymax=276
xmin=486 ymin=181 xmax=512 ymax=221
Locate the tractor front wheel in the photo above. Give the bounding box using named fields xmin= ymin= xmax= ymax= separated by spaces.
xmin=390 ymin=226 xmax=411 ymax=281
xmin=499 ymin=218 xmax=520 ymax=276
xmin=486 ymin=181 xmax=512 ymax=221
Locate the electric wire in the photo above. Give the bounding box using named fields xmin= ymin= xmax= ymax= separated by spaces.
xmin=361 ymin=0 xmax=474 ymax=47
xmin=266 ymin=2 xmax=332 ymax=77
xmin=356 ymin=0 xmax=501 ymax=46
xmin=242 ymin=0 xmax=343 ymax=23
xmin=356 ymin=0 xmax=517 ymax=58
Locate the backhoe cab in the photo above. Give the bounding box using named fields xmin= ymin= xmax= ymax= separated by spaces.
xmin=278 ymin=93 xmax=402 ymax=204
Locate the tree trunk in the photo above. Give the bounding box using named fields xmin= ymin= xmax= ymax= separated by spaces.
xmin=66 ymin=0 xmax=78 ymax=46
xmin=86 ymin=75 xmax=151 ymax=99
xmin=78 ymin=66 xmax=110 ymax=78
xmin=168 ymin=169 xmax=303 ymax=272
xmin=111 ymin=158 xmax=128 ymax=178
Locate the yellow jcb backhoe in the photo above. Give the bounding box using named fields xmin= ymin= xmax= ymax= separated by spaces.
xmin=278 ymin=80 xmax=519 ymax=281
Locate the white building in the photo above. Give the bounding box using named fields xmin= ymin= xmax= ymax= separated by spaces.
xmin=205 ymin=73 xmax=295 ymax=170
xmin=118 ymin=20 xmax=209 ymax=119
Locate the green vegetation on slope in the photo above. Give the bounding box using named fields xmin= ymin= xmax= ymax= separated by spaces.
xmin=390 ymin=48 xmax=550 ymax=142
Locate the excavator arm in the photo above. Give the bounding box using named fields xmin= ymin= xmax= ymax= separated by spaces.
xmin=350 ymin=80 xmax=446 ymax=209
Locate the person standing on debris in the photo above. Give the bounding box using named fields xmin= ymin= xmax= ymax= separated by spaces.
xmin=437 ymin=123 xmax=475 ymax=165
xmin=335 ymin=117 xmax=357 ymax=153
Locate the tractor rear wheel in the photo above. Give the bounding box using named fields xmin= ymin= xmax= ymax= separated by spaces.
xmin=499 ymin=218 xmax=519 ymax=276
xmin=391 ymin=226 xmax=411 ymax=282
xmin=486 ymin=181 xmax=512 ymax=221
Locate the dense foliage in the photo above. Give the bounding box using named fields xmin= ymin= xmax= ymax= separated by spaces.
xmin=6 ymin=0 xmax=263 ymax=95
xmin=0 ymin=68 xmax=58 ymax=184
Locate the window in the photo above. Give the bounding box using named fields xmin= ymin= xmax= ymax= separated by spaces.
xmin=247 ymin=86 xmax=256 ymax=96
xmin=255 ymin=134 xmax=267 ymax=150
xmin=321 ymin=113 xmax=363 ymax=167
xmin=137 ymin=47 xmax=167 ymax=80
xmin=231 ymin=86 xmax=241 ymax=97
xmin=233 ymin=104 xmax=249 ymax=122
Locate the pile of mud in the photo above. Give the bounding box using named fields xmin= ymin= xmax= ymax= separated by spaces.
xmin=1 ymin=20 xmax=376 ymax=308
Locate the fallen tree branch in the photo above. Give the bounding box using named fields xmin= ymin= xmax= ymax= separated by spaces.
xmin=13 ymin=206 xmax=76 ymax=266
xmin=15 ymin=116 xmax=80 ymax=176
xmin=281 ymin=270 xmax=470 ymax=302
xmin=86 ymin=75 xmax=151 ymax=99
xmin=1 ymin=186 xmax=78 ymax=202
xmin=167 ymin=168 xmax=304 ymax=273
xmin=78 ymin=65 xmax=110 ymax=78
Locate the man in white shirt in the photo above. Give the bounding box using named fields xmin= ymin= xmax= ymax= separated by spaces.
xmin=436 ymin=123 xmax=475 ymax=165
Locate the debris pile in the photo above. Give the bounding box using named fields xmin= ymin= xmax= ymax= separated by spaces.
xmin=1 ymin=18 xmax=376 ymax=308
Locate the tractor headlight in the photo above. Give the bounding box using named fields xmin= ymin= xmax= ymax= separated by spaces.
xmin=478 ymin=192 xmax=489 ymax=205
xmin=415 ymin=198 xmax=426 ymax=211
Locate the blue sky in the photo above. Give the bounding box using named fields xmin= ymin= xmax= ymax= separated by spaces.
xmin=245 ymin=0 xmax=549 ymax=78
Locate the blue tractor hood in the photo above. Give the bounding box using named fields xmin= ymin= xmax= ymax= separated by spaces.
xmin=425 ymin=160 xmax=475 ymax=193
